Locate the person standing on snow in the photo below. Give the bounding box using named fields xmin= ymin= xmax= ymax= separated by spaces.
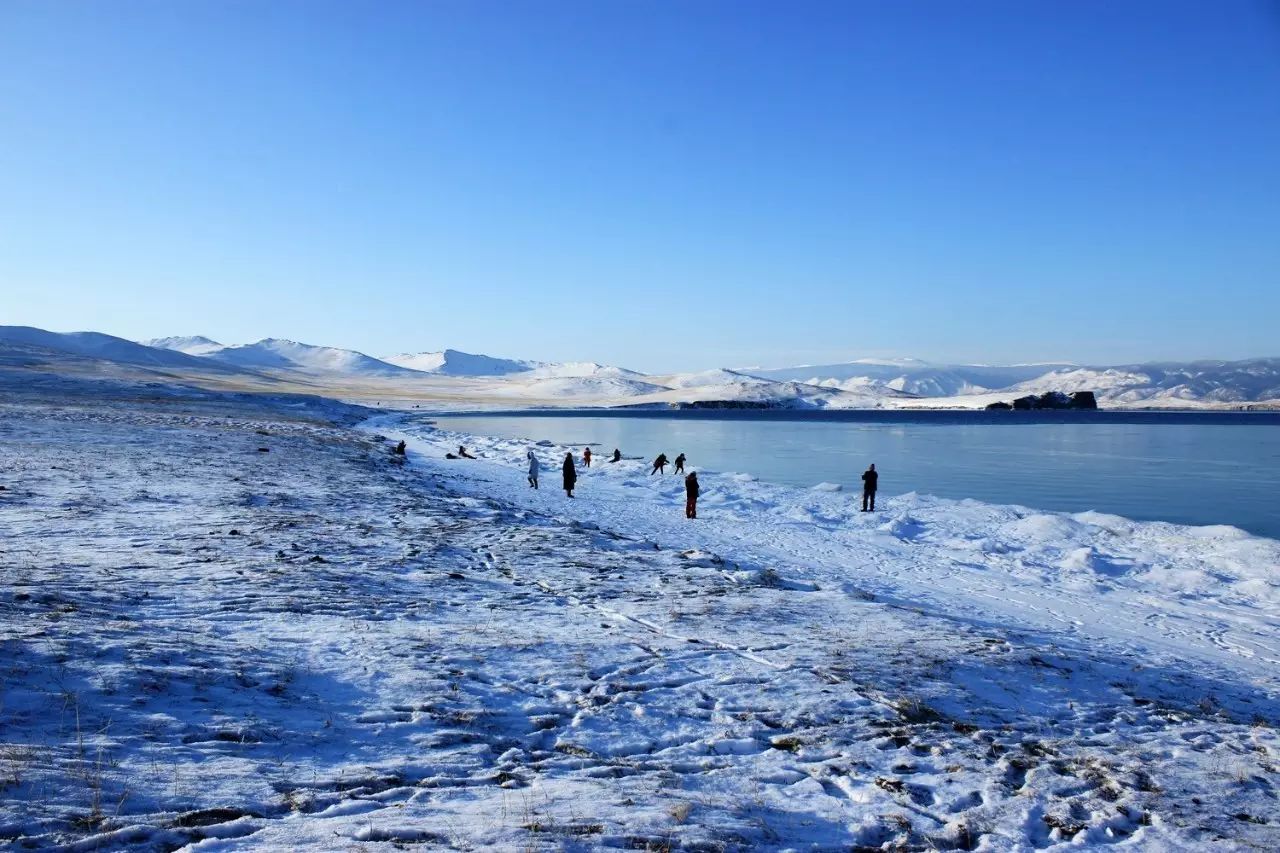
xmin=527 ymin=450 xmax=539 ymax=489
xmin=562 ymin=452 xmax=577 ymax=497
xmin=583 ymin=447 xmax=592 ymax=467
xmin=673 ymin=453 xmax=686 ymax=474
xmin=684 ymin=471 xmax=700 ymax=519
xmin=651 ymin=453 xmax=668 ymax=475
xmin=861 ymin=463 xmax=878 ymax=512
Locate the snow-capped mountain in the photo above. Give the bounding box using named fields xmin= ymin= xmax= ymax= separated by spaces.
xmin=996 ymin=359 xmax=1280 ymax=406
xmin=751 ymin=358 xmax=1280 ymax=406
xmin=523 ymin=362 xmax=645 ymax=380
xmin=196 ymin=338 xmax=419 ymax=376
xmin=382 ymin=350 xmax=648 ymax=380
xmin=1009 ymin=368 xmax=1153 ymax=396
xmin=142 ymin=335 xmax=227 ymax=356
xmin=656 ymin=368 xmax=774 ymax=390
xmin=480 ymin=374 xmax=672 ymax=400
xmin=1 ymin=326 xmax=237 ymax=371
xmin=636 ymin=368 xmax=913 ymax=409
xmin=145 ymin=336 xmax=649 ymax=385
xmin=382 ymin=349 xmax=535 ymax=376
xmin=1094 ymin=359 xmax=1280 ymax=405
xmin=748 ymin=361 xmax=1079 ymax=397
xmin=7 ymin=325 xmax=1277 ymax=409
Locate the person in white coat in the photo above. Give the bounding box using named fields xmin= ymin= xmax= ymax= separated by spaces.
xmin=527 ymin=450 xmax=539 ymax=489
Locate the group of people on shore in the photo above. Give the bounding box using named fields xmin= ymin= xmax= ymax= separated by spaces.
xmin=522 ymin=446 xmax=702 ymax=517
xmin=526 ymin=446 xmax=621 ymax=495
xmin=649 ymin=452 xmax=687 ymax=475
xmin=512 ymin=443 xmax=878 ymax=520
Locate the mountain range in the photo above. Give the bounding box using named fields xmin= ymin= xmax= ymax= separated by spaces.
xmin=2 ymin=325 xmax=1276 ymax=410
xmin=750 ymin=358 xmax=1280 ymax=406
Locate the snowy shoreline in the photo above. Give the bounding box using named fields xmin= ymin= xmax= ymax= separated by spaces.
xmin=373 ymin=413 xmax=1280 ymax=683
xmin=2 ymin=390 xmax=1278 ymax=850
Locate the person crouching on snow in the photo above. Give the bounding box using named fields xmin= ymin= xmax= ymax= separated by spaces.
xmin=562 ymin=452 xmax=577 ymax=497
xmin=684 ymin=471 xmax=699 ymax=519
xmin=527 ymin=450 xmax=539 ymax=489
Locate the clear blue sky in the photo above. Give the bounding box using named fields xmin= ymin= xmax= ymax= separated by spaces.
xmin=2 ymin=1 xmax=1278 ymax=372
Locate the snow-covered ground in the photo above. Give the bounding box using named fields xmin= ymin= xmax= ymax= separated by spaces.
xmin=2 ymin=382 xmax=1279 ymax=850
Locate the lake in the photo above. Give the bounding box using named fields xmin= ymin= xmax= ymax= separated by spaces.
xmin=430 ymin=410 xmax=1280 ymax=539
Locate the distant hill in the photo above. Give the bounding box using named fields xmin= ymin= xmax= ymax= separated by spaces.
xmin=7 ymin=325 xmax=1274 ymax=409
xmin=523 ymin=362 xmax=645 ymax=380
xmin=201 ymin=339 xmax=420 ymax=376
xmin=1 ymin=326 xmax=238 ymax=371
xmin=1007 ymin=359 xmax=1280 ymax=405
xmin=640 ymin=368 xmax=914 ymax=409
xmin=749 ymin=361 xmax=1076 ymax=396
xmin=751 ymin=357 xmax=1280 ymax=405
xmin=383 ymin=350 xmax=646 ymax=380
xmin=383 ymin=349 xmax=535 ymax=376
xmin=142 ymin=335 xmax=226 ymax=356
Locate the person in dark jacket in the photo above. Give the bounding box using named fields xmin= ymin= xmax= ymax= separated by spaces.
xmin=651 ymin=453 xmax=668 ymax=475
xmin=583 ymin=447 xmax=592 ymax=467
xmin=861 ymin=463 xmax=878 ymax=512
xmin=684 ymin=471 xmax=700 ymax=519
xmin=610 ymin=448 xmax=621 ymax=463
xmin=673 ymin=453 xmax=686 ymax=474
xmin=458 ymin=445 xmax=476 ymax=459
xmin=562 ymin=452 xmax=577 ymax=497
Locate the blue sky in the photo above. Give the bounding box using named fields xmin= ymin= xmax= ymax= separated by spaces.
xmin=2 ymin=1 xmax=1278 ymax=372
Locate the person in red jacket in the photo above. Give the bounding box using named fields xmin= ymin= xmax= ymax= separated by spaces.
xmin=583 ymin=447 xmax=592 ymax=467
xmin=684 ymin=471 xmax=700 ymax=519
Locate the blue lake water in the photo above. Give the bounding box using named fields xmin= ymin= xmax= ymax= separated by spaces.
xmin=431 ymin=410 xmax=1280 ymax=539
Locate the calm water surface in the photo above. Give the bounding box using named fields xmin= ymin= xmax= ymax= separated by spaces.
xmin=430 ymin=411 xmax=1280 ymax=539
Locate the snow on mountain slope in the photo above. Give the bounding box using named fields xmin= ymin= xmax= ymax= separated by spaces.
xmin=478 ymin=374 xmax=672 ymax=400
xmin=805 ymin=374 xmax=976 ymax=397
xmin=523 ymin=361 xmax=645 ymax=379
xmin=1011 ymin=368 xmax=1153 ymax=395
xmin=15 ymin=325 xmax=1280 ymax=408
xmin=882 ymin=373 xmax=991 ymax=396
xmin=142 ymin=335 xmax=226 ymax=356
xmin=750 ymin=361 xmax=1078 ymax=397
xmin=633 ymin=369 xmax=908 ymax=409
xmin=1005 ymin=360 xmax=1280 ymax=406
xmin=1121 ymin=359 xmax=1280 ymax=403
xmin=755 ymin=357 xmax=1280 ymax=406
xmin=207 ymin=338 xmax=418 ymax=376
xmin=383 ymin=349 xmax=534 ymax=376
xmin=419 ymin=368 xmax=907 ymax=409
xmin=0 ymin=325 xmax=232 ymax=370
xmin=383 ymin=351 xmax=645 ymax=380
xmin=656 ymin=368 xmax=774 ymax=390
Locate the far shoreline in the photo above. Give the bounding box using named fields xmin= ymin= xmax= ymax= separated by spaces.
xmin=414 ymin=406 xmax=1280 ymax=426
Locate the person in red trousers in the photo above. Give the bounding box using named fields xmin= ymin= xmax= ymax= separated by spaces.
xmin=684 ymin=471 xmax=700 ymax=519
